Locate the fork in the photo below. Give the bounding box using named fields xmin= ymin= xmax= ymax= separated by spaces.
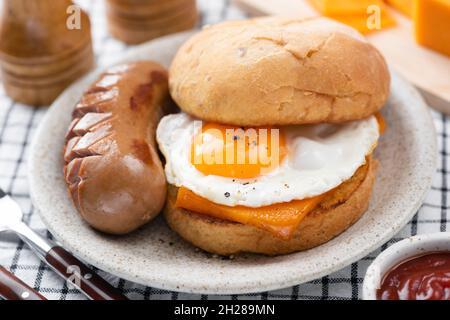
xmin=0 ymin=188 xmax=128 ymax=300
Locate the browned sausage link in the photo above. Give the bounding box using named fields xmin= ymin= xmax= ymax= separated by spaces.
xmin=63 ymin=61 xmax=170 ymax=234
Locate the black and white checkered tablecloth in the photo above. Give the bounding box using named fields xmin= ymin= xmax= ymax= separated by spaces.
xmin=0 ymin=0 xmax=447 ymax=300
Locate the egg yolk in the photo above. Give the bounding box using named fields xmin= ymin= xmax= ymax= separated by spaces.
xmin=191 ymin=123 xmax=287 ymax=179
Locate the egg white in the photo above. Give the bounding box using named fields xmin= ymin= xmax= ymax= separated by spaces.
xmin=156 ymin=113 xmax=379 ymax=207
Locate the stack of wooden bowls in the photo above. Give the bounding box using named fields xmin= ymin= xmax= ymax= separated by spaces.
xmin=106 ymin=0 xmax=198 ymax=44
xmin=0 ymin=0 xmax=94 ymax=106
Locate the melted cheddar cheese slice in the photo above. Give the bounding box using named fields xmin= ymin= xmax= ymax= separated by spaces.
xmin=175 ymin=187 xmax=326 ymax=240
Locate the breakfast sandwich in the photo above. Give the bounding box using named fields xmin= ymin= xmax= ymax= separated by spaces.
xmin=157 ymin=16 xmax=390 ymax=255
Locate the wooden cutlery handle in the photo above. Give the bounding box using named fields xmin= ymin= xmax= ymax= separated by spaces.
xmin=45 ymin=246 xmax=128 ymax=300
xmin=0 ymin=266 xmax=46 ymax=300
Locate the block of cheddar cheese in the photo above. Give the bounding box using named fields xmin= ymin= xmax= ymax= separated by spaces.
xmin=309 ymin=0 xmax=396 ymax=34
xmin=384 ymin=0 xmax=413 ymax=17
xmin=414 ymin=0 xmax=450 ymax=58
xmin=332 ymin=11 xmax=396 ymax=34
xmin=309 ymin=0 xmax=384 ymax=15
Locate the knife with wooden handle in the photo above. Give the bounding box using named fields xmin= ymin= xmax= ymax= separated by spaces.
xmin=0 ymin=266 xmax=47 ymax=300
xmin=45 ymin=246 xmax=128 ymax=300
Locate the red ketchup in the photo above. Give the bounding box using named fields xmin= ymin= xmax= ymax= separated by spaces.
xmin=377 ymin=252 xmax=450 ymax=300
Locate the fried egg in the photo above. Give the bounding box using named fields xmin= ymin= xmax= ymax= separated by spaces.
xmin=156 ymin=113 xmax=379 ymax=207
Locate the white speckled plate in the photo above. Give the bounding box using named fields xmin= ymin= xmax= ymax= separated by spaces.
xmin=29 ymin=32 xmax=437 ymax=294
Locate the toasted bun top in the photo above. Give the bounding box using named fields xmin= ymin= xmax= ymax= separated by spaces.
xmin=169 ymin=17 xmax=390 ymax=126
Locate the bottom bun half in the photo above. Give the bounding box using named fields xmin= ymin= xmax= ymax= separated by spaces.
xmin=164 ymin=157 xmax=378 ymax=256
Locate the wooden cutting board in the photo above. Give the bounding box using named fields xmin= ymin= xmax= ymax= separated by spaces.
xmin=233 ymin=0 xmax=450 ymax=114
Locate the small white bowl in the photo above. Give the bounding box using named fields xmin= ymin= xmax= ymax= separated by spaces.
xmin=363 ymin=232 xmax=450 ymax=300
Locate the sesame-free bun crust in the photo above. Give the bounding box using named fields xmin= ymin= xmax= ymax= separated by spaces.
xmin=164 ymin=158 xmax=378 ymax=256
xmin=169 ymin=17 xmax=390 ymax=126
